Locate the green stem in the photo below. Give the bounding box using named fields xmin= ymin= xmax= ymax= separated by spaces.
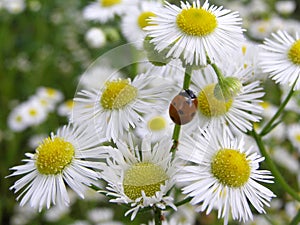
xmin=207 ymin=55 xmax=225 ymax=84
xmin=290 ymin=209 xmax=300 ymax=225
xmin=182 ymin=65 xmax=192 ymax=89
xmin=171 ymin=124 xmax=181 ymax=153
xmin=260 ymin=80 xmax=297 ymax=136
xmin=251 ymin=129 xmax=300 ymax=202
xmin=174 ymin=197 xmax=192 ymax=207
xmin=170 ymin=66 xmax=193 ymax=153
xmin=154 ymin=207 xmax=162 ymax=225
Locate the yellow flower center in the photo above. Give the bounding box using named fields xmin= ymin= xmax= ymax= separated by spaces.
xmin=148 ymin=116 xmax=166 ymax=131
xmin=45 ymin=88 xmax=57 ymax=96
xmin=295 ymin=134 xmax=300 ymax=142
xmin=100 ymin=0 xmax=121 ymax=7
xmin=176 ymin=7 xmax=217 ymax=36
xmin=123 ymin=162 xmax=168 ymax=200
xmin=288 ymin=39 xmax=300 ymax=65
xmin=198 ymin=84 xmax=233 ymax=117
xmin=211 ymin=148 xmax=250 ymax=187
xmin=138 ymin=11 xmax=156 ymax=29
xmin=16 ymin=115 xmax=23 ymax=122
xmin=100 ymin=79 xmax=137 ymax=110
xmin=35 ymin=137 xmax=75 ymax=175
xmin=65 ymin=100 xmax=74 ymax=109
xmin=29 ymin=109 xmax=38 ymax=116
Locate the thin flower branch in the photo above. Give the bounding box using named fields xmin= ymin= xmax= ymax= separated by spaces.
xmin=251 ymin=129 xmax=300 ymax=202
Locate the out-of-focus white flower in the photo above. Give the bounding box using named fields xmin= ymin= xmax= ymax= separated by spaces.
xmin=82 ymin=0 xmax=136 ymax=23
xmin=57 ymin=99 xmax=74 ymax=117
xmin=121 ymin=1 xmax=162 ymax=49
xmin=272 ymin=147 xmax=299 ymax=174
xmin=3 ymin=0 xmax=25 ymax=14
xmin=275 ymin=1 xmax=296 ymax=15
xmin=287 ymin=124 xmax=300 ymax=153
xmin=87 ymin=208 xmax=114 ymax=223
xmin=85 ymin=27 xmax=107 ymax=48
xmin=36 ymin=87 xmax=63 ymax=104
xmin=8 ymin=103 xmax=29 ymax=132
xmin=44 ymin=204 xmax=70 ymax=222
xmin=22 ymin=98 xmax=48 ymax=126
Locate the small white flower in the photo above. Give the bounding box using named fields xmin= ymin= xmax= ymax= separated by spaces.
xmin=72 ymin=73 xmax=173 ymax=141
xmin=87 ymin=208 xmax=113 ymax=223
xmin=36 ymin=87 xmax=63 ymax=104
xmin=145 ymin=0 xmax=244 ymax=66
xmin=287 ymin=124 xmax=300 ymax=153
xmin=101 ymin=135 xmax=177 ymax=220
xmin=7 ymin=103 xmax=29 ymax=132
xmin=22 ymin=98 xmax=48 ymax=126
xmin=177 ymin=126 xmax=275 ymax=225
xmin=8 ymin=124 xmax=109 ymax=211
xmin=85 ymin=27 xmax=107 ymax=48
xmin=189 ymin=64 xmax=264 ymax=133
xmin=57 ymin=100 xmax=74 ymax=117
xmin=275 ymin=1 xmax=296 ymax=15
xmin=82 ymin=0 xmax=136 ymax=23
xmin=272 ymin=147 xmax=300 ymax=174
xmin=135 ymin=110 xmax=174 ymax=143
xmin=121 ymin=1 xmax=162 ymax=49
xmin=259 ymin=30 xmax=300 ymax=90
xmin=3 ymin=0 xmax=25 ymax=14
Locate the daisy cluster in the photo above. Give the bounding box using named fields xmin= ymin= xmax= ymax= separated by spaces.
xmin=7 ymin=0 xmax=300 ymax=225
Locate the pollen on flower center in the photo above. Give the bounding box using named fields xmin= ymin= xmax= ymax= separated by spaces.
xmin=100 ymin=0 xmax=121 ymax=7
xmin=288 ymin=39 xmax=300 ymax=65
xmin=46 ymin=88 xmax=56 ymax=96
xmin=211 ymin=148 xmax=250 ymax=187
xmin=198 ymin=84 xmax=233 ymax=117
xmin=100 ymin=79 xmax=137 ymax=110
xmin=176 ymin=7 xmax=217 ymax=36
xmin=138 ymin=11 xmax=156 ymax=29
xmin=35 ymin=137 xmax=75 ymax=175
xmin=123 ymin=162 xmax=168 ymax=200
xmin=148 ymin=116 xmax=166 ymax=131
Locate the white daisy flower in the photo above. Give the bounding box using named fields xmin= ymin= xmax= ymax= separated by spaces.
xmin=85 ymin=27 xmax=107 ymax=49
xmin=29 ymin=95 xmax=56 ymax=113
xmin=8 ymin=124 xmax=109 ymax=211
xmin=101 ymin=135 xmax=177 ymax=220
xmin=57 ymin=99 xmax=74 ymax=117
xmin=272 ymin=147 xmax=299 ymax=174
xmin=7 ymin=103 xmax=29 ymax=132
xmin=121 ymin=1 xmax=162 ymax=49
xmin=72 ymin=73 xmax=173 ymax=141
xmin=36 ymin=87 xmax=63 ymax=104
xmin=287 ymin=124 xmax=300 ymax=152
xmin=145 ymin=0 xmax=244 ymax=66
xmin=259 ymin=30 xmax=300 ymax=90
xmin=22 ymin=98 xmax=48 ymax=126
xmin=218 ymin=40 xmax=267 ymax=82
xmin=177 ymin=127 xmax=275 ymax=225
xmin=190 ymin=65 xmax=264 ymax=133
xmin=82 ymin=0 xmax=136 ymax=24
xmin=135 ymin=110 xmax=174 ymax=143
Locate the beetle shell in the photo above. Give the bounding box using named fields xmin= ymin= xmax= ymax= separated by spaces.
xmin=169 ymin=89 xmax=198 ymax=125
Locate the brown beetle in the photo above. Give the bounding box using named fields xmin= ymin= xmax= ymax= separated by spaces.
xmin=169 ymin=89 xmax=198 ymax=125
